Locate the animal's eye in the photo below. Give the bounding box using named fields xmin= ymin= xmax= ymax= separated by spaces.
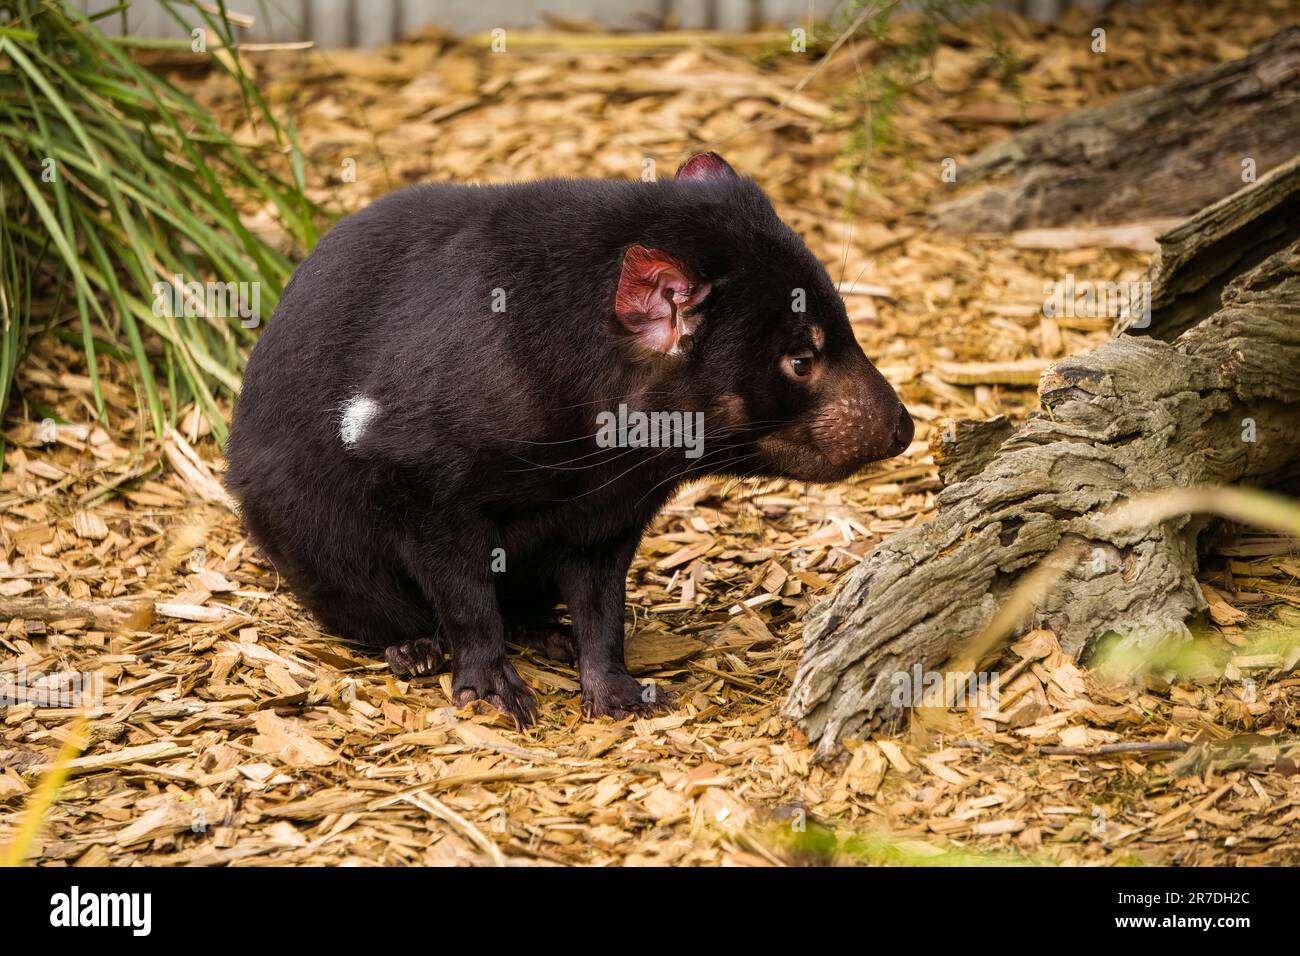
xmin=783 ymin=352 xmax=816 ymax=379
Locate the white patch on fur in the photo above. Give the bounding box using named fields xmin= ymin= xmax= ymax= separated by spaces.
xmin=340 ymin=395 xmax=380 ymax=447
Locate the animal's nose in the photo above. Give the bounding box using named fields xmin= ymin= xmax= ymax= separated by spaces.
xmin=887 ymin=402 xmax=914 ymax=456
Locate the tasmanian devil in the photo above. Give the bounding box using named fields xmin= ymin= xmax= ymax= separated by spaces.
xmin=225 ymin=152 xmax=913 ymax=726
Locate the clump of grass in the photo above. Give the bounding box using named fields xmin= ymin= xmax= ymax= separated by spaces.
xmin=825 ymin=0 xmax=1022 ymax=201
xmin=1092 ymin=621 xmax=1300 ymax=687
xmin=0 ymin=0 xmax=324 ymax=445
xmin=761 ymin=815 xmax=1052 ymax=866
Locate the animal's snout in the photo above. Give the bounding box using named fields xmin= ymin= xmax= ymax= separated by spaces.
xmin=754 ymin=358 xmax=914 ymax=483
xmin=804 ymin=374 xmax=911 ymax=475
xmin=842 ymin=363 xmax=910 ymax=463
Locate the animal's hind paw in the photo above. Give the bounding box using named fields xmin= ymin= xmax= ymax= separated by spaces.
xmin=582 ymin=670 xmax=674 ymax=720
xmin=507 ymin=621 xmax=578 ymax=664
xmin=384 ymin=637 xmax=448 ymax=679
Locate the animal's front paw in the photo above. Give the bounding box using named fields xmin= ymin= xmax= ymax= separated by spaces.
xmin=453 ymin=659 xmax=539 ymax=728
xmin=581 ymin=669 xmax=674 ymax=720
xmin=384 ymin=637 xmax=448 ymax=678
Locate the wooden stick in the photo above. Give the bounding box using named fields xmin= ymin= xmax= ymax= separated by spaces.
xmin=0 ymin=595 xmax=154 ymax=626
xmin=1041 ymin=741 xmax=1192 ymax=757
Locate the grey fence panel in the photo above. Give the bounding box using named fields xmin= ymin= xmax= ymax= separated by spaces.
xmin=307 ymin=0 xmax=351 ymax=45
xmin=72 ymin=0 xmax=1090 ymax=47
xmin=402 ymin=0 xmax=669 ymax=33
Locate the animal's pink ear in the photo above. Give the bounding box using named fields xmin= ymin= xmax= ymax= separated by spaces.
xmin=676 ymin=152 xmax=737 ymax=181
xmin=615 ymin=245 xmax=710 ymax=354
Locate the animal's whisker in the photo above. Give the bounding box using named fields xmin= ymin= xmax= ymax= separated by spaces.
xmin=503 ymin=415 xmax=795 ymax=449
xmin=633 ymin=453 xmax=756 ymax=508
xmin=837 ymin=222 xmax=854 ymax=290
xmin=505 ymin=418 xmax=798 ymax=473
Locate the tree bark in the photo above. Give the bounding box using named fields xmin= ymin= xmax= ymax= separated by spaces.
xmin=931 ymin=27 xmax=1300 ymax=234
xmin=785 ymin=157 xmax=1300 ymax=759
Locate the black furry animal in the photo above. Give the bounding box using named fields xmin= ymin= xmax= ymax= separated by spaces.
xmin=225 ymin=152 xmax=912 ymax=726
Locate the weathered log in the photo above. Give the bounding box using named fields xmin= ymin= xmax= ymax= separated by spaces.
xmin=931 ymin=27 xmax=1300 ymax=234
xmin=933 ymin=415 xmax=1013 ymax=486
xmin=786 ymin=158 xmax=1300 ymax=759
xmin=1124 ymin=154 xmax=1300 ymax=340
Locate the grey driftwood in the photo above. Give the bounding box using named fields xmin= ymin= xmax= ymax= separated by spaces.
xmin=931 ymin=27 xmax=1300 ymax=234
